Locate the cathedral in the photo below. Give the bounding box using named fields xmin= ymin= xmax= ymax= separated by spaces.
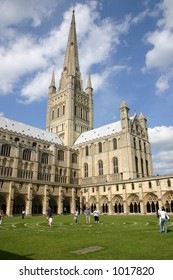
xmin=0 ymin=11 xmax=173 ymax=216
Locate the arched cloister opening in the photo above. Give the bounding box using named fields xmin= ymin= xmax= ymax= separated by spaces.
xmin=0 ymin=194 xmax=6 ymax=214
xmin=13 ymin=195 xmax=25 ymax=215
xmin=163 ymin=192 xmax=173 ymax=213
xmin=49 ymin=197 xmax=58 ymax=214
xmin=127 ymin=194 xmax=140 ymax=213
xmin=63 ymin=197 xmax=70 ymax=214
xmin=89 ymin=196 xmax=97 ymax=213
xmin=32 ymin=196 xmax=42 ymax=215
xmin=100 ymin=196 xmax=108 ymax=214
xmin=144 ymin=193 xmax=158 ymax=213
xmin=112 ymin=195 xmax=124 ymax=213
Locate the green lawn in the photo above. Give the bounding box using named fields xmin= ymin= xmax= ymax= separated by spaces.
xmin=0 ymin=214 xmax=173 ymax=260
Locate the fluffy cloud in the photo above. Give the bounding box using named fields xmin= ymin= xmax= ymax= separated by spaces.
xmin=145 ymin=30 xmax=173 ymax=70
xmin=144 ymin=0 xmax=173 ymax=94
xmin=0 ymin=0 xmax=133 ymax=103
xmin=149 ymin=126 xmax=173 ymax=148
xmin=92 ymin=65 xmax=131 ymax=93
xmin=155 ymin=75 xmax=169 ymax=94
xmin=148 ymin=126 xmax=173 ymax=174
xmin=0 ymin=0 xmax=59 ymax=29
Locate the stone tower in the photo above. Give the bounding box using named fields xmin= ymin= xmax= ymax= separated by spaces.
xmin=46 ymin=11 xmax=94 ymax=146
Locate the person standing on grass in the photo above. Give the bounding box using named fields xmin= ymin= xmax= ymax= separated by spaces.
xmin=74 ymin=209 xmax=79 ymax=224
xmin=158 ymin=206 xmax=169 ymax=233
xmin=157 ymin=207 xmax=164 ymax=232
xmin=48 ymin=216 xmax=53 ymax=228
xmin=47 ymin=207 xmax=53 ymax=227
xmin=93 ymin=210 xmax=99 ymax=223
xmin=22 ymin=209 xmax=25 ymax=219
xmin=0 ymin=210 xmax=4 ymax=225
xmin=84 ymin=208 xmax=91 ymax=224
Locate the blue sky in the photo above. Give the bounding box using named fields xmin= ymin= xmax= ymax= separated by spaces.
xmin=0 ymin=0 xmax=173 ymax=175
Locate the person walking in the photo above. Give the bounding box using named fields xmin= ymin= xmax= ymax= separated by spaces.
xmin=47 ymin=207 xmax=53 ymax=227
xmin=84 ymin=208 xmax=91 ymax=224
xmin=93 ymin=210 xmax=99 ymax=223
xmin=158 ymin=206 xmax=169 ymax=233
xmin=74 ymin=209 xmax=79 ymax=224
xmin=0 ymin=210 xmax=4 ymax=225
xmin=22 ymin=209 xmax=25 ymax=219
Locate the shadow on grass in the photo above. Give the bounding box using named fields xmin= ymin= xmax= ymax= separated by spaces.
xmin=0 ymin=250 xmax=33 ymax=260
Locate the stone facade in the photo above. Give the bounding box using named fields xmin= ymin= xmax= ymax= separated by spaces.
xmin=0 ymin=11 xmax=173 ymax=216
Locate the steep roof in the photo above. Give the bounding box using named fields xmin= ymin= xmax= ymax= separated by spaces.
xmin=63 ymin=10 xmax=80 ymax=77
xmin=74 ymin=121 xmax=121 ymax=145
xmin=0 ymin=115 xmax=63 ymax=145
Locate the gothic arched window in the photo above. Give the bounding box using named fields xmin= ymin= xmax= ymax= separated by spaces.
xmin=41 ymin=153 xmax=49 ymax=165
xmin=72 ymin=153 xmax=77 ymax=163
xmin=23 ymin=149 xmax=31 ymax=161
xmin=98 ymin=160 xmax=103 ymax=176
xmin=58 ymin=150 xmax=64 ymax=161
xmin=1 ymin=144 xmax=11 ymax=157
xmin=98 ymin=142 xmax=102 ymax=153
xmin=85 ymin=146 xmax=89 ymax=156
xmin=113 ymin=138 xmax=117 ymax=150
xmin=84 ymin=163 xmax=88 ymax=178
xmin=113 ymin=157 xmax=118 ymax=174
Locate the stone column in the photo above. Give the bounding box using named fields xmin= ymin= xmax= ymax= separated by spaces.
xmin=51 ymin=145 xmax=56 ymax=182
xmin=26 ymin=183 xmax=33 ymax=216
xmin=71 ymin=187 xmax=76 ymax=214
xmin=96 ymin=187 xmax=100 ymax=212
xmin=58 ymin=187 xmax=63 ymax=214
xmin=43 ymin=185 xmax=49 ymax=215
xmin=6 ymin=181 xmax=14 ymax=216
xmin=33 ymin=149 xmax=39 ymax=180
xmin=13 ymin=145 xmax=20 ymax=177
xmin=66 ymin=149 xmax=71 ymax=184
xmin=79 ymin=189 xmax=83 ymax=213
xmin=122 ymin=184 xmax=128 ymax=214
xmin=85 ymin=188 xmax=89 ymax=208
xmin=108 ymin=187 xmax=113 ymax=214
xmin=157 ymin=180 xmax=163 ymax=209
xmin=138 ymin=183 xmax=145 ymax=214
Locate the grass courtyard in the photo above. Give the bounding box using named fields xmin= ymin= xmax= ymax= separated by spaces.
xmin=0 ymin=214 xmax=173 ymax=260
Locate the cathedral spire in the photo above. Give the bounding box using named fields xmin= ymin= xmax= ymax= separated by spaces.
xmin=63 ymin=10 xmax=80 ymax=76
xmin=59 ymin=10 xmax=82 ymax=91
xmin=86 ymin=73 xmax=93 ymax=90
xmin=50 ymin=70 xmax=55 ymax=87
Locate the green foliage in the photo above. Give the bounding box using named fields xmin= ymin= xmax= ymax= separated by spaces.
xmin=0 ymin=214 xmax=172 ymax=260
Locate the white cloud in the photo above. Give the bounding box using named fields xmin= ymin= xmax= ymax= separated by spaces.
xmin=155 ymin=75 xmax=169 ymax=94
xmin=148 ymin=126 xmax=173 ymax=174
xmin=0 ymin=0 xmax=59 ymax=29
xmin=144 ymin=0 xmax=173 ymax=94
xmin=0 ymin=1 xmax=134 ymax=104
xmin=19 ymin=70 xmax=52 ymax=104
xmin=145 ymin=30 xmax=173 ymax=70
xmin=157 ymin=0 xmax=173 ymax=29
xmin=92 ymin=65 xmax=131 ymax=93
xmin=149 ymin=126 xmax=173 ymax=148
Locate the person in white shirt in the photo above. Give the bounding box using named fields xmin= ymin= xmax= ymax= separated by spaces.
xmin=74 ymin=209 xmax=79 ymax=224
xmin=158 ymin=206 xmax=169 ymax=233
xmin=93 ymin=210 xmax=99 ymax=223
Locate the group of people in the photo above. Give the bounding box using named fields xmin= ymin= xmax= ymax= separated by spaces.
xmin=46 ymin=207 xmax=100 ymax=226
xmin=73 ymin=208 xmax=100 ymax=224
xmin=16 ymin=205 xmax=170 ymax=234
xmin=46 ymin=206 xmax=170 ymax=232
xmin=157 ymin=206 xmax=169 ymax=233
